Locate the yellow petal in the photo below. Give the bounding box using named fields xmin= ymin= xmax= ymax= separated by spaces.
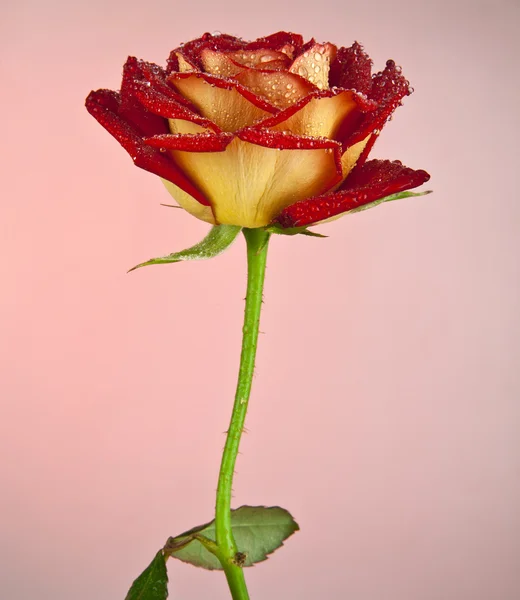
xmin=166 ymin=137 xmax=341 ymax=228
xmin=289 ymin=43 xmax=336 ymax=90
xmin=199 ymin=49 xmax=244 ymax=77
xmin=230 ymin=48 xmax=291 ymax=68
xmin=266 ymin=90 xmax=360 ymax=140
xmin=340 ymin=136 xmax=371 ymax=180
xmin=233 ymin=69 xmax=315 ymax=109
xmin=168 ymin=119 xmax=210 ymax=134
xmin=169 ymin=73 xmax=274 ymax=132
xmin=175 ymin=52 xmax=197 ymax=73
xmin=161 ymin=179 xmax=217 ymax=224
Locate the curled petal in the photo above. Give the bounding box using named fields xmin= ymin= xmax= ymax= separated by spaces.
xmin=168 ymin=72 xmax=277 ymax=132
xmin=85 ymin=89 xmax=210 ymax=206
xmin=275 ymin=159 xmax=431 ymax=227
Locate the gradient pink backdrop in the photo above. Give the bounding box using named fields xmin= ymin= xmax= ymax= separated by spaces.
xmin=1 ymin=1 xmax=519 ymax=598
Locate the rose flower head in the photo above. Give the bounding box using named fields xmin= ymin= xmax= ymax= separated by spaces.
xmin=86 ymin=32 xmax=430 ymax=230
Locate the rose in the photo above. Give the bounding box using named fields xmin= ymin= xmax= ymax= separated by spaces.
xmin=86 ymin=31 xmax=429 ymax=229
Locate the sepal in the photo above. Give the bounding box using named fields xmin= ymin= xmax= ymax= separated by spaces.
xmin=265 ymin=224 xmax=327 ymax=238
xmin=343 ymin=189 xmax=432 ymax=215
xmin=128 ymin=225 xmax=241 ymax=272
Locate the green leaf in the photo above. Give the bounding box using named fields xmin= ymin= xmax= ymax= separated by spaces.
xmin=129 ymin=225 xmax=242 ymax=272
xmin=164 ymin=505 xmax=299 ymax=570
xmin=125 ymin=551 xmax=168 ymax=600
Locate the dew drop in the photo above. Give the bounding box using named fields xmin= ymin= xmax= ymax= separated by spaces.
xmin=286 ymin=83 xmax=293 ymax=90
xmin=314 ymin=52 xmax=322 ymax=61
xmin=314 ymin=65 xmax=321 ymax=73
xmin=298 ymin=65 xmax=308 ymax=77
xmin=303 ymin=52 xmax=309 ymax=58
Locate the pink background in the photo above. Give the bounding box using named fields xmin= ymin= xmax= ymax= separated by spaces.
xmin=2 ymin=1 xmax=519 ymax=598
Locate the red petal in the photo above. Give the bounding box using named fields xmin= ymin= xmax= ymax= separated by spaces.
xmin=275 ymin=159 xmax=430 ymax=227
xmin=370 ymin=59 xmax=411 ymax=104
xmin=329 ymin=42 xmax=373 ymax=95
xmin=144 ymin=132 xmax=234 ymax=152
xmin=122 ymin=56 xmax=193 ymax=110
xmin=129 ymin=80 xmax=222 ymax=132
xmin=345 ymin=59 xmax=413 ymax=146
xmin=85 ymin=89 xmax=210 ymax=206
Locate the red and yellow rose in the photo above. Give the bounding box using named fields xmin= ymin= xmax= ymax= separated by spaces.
xmin=86 ymin=31 xmax=429 ymax=229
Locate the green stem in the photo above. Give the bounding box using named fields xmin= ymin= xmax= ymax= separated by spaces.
xmin=214 ymin=227 xmax=270 ymax=600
